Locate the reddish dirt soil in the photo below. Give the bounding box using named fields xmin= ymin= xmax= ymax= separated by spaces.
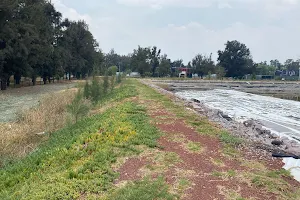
xmin=117 ymin=95 xmax=300 ymax=199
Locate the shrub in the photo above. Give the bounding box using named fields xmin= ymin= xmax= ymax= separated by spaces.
xmin=83 ymin=81 xmax=90 ymax=99
xmin=90 ymin=78 xmax=102 ymax=104
xmin=103 ymin=75 xmax=109 ymax=95
xmin=67 ymin=89 xmax=90 ymax=123
xmin=117 ymin=74 xmax=122 ymax=84
xmin=110 ymin=76 xmax=115 ymax=92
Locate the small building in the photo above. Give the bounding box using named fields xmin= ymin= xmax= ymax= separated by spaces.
xmin=127 ymin=72 xmax=141 ymax=78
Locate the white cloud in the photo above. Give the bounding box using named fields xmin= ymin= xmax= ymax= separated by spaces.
xmin=52 ymin=0 xmax=92 ymax=24
xmin=51 ymin=0 xmax=300 ymax=64
xmin=117 ymin=0 xmax=299 ymax=14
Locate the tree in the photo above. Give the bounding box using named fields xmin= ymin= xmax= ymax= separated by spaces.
xmin=158 ymin=54 xmax=171 ymax=77
xmin=270 ymin=59 xmax=282 ymax=70
xmin=107 ymin=66 xmax=118 ymax=76
xmin=150 ymin=46 xmax=161 ymax=77
xmin=284 ymin=59 xmax=300 ymax=72
xmin=192 ymin=54 xmax=215 ymax=78
xmin=130 ymin=46 xmax=151 ymax=77
xmin=218 ymin=40 xmax=253 ymax=78
xmin=256 ymin=62 xmax=276 ymax=75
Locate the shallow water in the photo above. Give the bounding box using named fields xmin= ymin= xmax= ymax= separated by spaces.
xmin=176 ymin=89 xmax=300 ymax=182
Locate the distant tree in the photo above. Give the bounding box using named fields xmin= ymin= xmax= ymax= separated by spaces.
xmin=150 ymin=46 xmax=161 ymax=77
xmin=216 ymin=65 xmax=225 ymax=79
xmin=192 ymin=53 xmax=215 ymax=78
xmin=270 ymin=60 xmax=282 ymax=70
xmin=218 ymin=40 xmax=253 ymax=78
xmin=158 ymin=54 xmax=171 ymax=77
xmin=284 ymin=59 xmax=300 ymax=72
xmin=107 ymin=66 xmax=118 ymax=76
xmin=130 ymin=46 xmax=151 ymax=77
xmin=256 ymin=62 xmax=276 ymax=75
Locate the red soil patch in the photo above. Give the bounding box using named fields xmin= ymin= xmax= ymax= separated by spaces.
xmin=116 ymin=157 xmax=148 ymax=182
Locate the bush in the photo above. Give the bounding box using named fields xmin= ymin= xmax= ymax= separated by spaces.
xmin=117 ymin=74 xmax=122 ymax=84
xmin=67 ymin=89 xmax=90 ymax=123
xmin=103 ymin=75 xmax=109 ymax=95
xmin=83 ymin=81 xmax=90 ymax=99
xmin=90 ymin=78 xmax=102 ymax=104
xmin=110 ymin=76 xmax=115 ymax=92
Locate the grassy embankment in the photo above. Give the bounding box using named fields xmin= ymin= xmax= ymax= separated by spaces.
xmin=0 ymin=79 xmax=299 ymax=199
xmin=0 ymin=79 xmax=176 ymax=199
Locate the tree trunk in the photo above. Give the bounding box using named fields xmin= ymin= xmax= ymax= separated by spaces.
xmin=32 ymin=77 xmax=36 ymax=86
xmin=69 ymin=72 xmax=71 ymax=80
xmin=14 ymin=74 xmax=21 ymax=85
xmin=43 ymin=76 xmax=47 ymax=84
xmin=1 ymin=79 xmax=7 ymax=90
xmin=7 ymin=77 xmax=10 ymax=87
xmin=76 ymin=72 xmax=80 ymax=80
xmin=48 ymin=77 xmax=51 ymax=83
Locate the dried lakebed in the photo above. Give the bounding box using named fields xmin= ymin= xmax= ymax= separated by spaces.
xmin=176 ymin=89 xmax=300 ymax=182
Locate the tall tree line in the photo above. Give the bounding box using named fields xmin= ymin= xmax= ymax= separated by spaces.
xmin=0 ymin=0 xmax=103 ymax=90
xmin=1 ymin=0 xmax=298 ymax=89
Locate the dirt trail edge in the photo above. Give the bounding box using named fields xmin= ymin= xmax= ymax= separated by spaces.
xmin=116 ymin=80 xmax=300 ymax=200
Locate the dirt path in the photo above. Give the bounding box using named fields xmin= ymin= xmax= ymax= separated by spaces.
xmin=117 ymin=83 xmax=300 ymax=200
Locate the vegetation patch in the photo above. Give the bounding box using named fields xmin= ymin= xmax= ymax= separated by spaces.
xmin=217 ymin=186 xmax=249 ymax=200
xmin=185 ymin=141 xmax=203 ymax=153
xmin=0 ymin=81 xmax=165 ymax=199
xmin=211 ymin=158 xmax=225 ymax=167
xmin=108 ymin=177 xmax=177 ymax=200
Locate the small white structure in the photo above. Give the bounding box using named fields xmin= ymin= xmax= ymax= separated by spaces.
xmin=179 ymin=71 xmax=187 ymax=78
xmin=128 ymin=72 xmax=141 ymax=77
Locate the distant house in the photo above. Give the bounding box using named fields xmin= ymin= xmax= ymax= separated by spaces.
xmin=178 ymin=68 xmax=192 ymax=78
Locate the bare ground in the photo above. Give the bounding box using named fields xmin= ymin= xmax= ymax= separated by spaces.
xmin=116 ymin=82 xmax=300 ymax=200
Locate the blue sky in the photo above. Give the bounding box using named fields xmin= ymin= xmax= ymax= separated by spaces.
xmin=53 ymin=0 xmax=300 ymax=64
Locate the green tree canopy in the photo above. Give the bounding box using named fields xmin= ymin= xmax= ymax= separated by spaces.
xmin=218 ymin=40 xmax=253 ymax=78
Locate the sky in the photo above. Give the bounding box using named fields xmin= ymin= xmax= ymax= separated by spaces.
xmin=52 ymin=0 xmax=300 ymax=64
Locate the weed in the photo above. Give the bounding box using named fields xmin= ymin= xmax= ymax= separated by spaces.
xmin=83 ymin=81 xmax=91 ymax=99
xmin=186 ymin=142 xmax=202 ymax=153
xmin=108 ymin=177 xmax=177 ymax=200
xmin=211 ymin=158 xmax=225 ymax=167
xmin=212 ymin=171 xmax=223 ymax=177
xmin=219 ymin=131 xmax=242 ymax=147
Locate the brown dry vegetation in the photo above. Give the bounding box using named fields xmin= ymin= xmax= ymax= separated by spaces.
xmin=0 ymin=88 xmax=77 ymax=163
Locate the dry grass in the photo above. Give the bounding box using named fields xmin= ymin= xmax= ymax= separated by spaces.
xmin=0 ymin=89 xmax=77 ymax=164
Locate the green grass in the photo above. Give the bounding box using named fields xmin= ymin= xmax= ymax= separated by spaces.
xmin=108 ymin=177 xmax=177 ymax=200
xmin=219 ymin=131 xmax=242 ymax=147
xmin=186 ymin=142 xmax=202 ymax=153
xmin=0 ymin=80 xmax=169 ymax=199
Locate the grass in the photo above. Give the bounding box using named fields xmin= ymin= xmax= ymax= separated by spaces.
xmin=108 ymin=177 xmax=177 ymax=200
xmin=211 ymin=158 xmax=225 ymax=167
xmin=186 ymin=141 xmax=203 ymax=153
xmin=0 ymin=88 xmax=77 ymax=165
xmin=0 ymin=79 xmax=174 ymax=199
xmin=1 ymin=79 xmax=300 ymax=199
